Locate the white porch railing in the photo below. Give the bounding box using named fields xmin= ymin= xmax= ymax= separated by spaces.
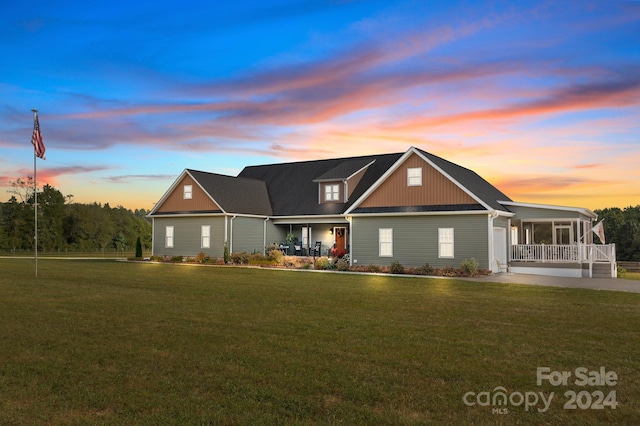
xmin=511 ymin=244 xmax=616 ymax=263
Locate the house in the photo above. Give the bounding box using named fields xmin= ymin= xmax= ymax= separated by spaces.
xmin=149 ymin=147 xmax=616 ymax=278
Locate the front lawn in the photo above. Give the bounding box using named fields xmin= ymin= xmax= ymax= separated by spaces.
xmin=1 ymin=259 xmax=638 ymax=424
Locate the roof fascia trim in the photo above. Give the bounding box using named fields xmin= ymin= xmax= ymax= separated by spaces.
xmin=500 ymin=201 xmax=597 ymax=218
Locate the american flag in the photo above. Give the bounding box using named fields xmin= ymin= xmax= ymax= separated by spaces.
xmin=591 ymin=220 xmax=605 ymax=244
xmin=31 ymin=111 xmax=46 ymax=160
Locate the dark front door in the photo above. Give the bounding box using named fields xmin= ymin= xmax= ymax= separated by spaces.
xmin=335 ymin=227 xmax=347 ymax=251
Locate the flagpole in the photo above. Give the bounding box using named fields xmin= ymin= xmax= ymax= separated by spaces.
xmin=32 ymin=108 xmax=38 ymax=277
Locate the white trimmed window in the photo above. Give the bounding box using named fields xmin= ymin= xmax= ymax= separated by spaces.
xmin=407 ymin=167 xmax=422 ymax=186
xmin=325 ymin=184 xmax=340 ymax=201
xmin=183 ymin=184 xmax=193 ymax=199
xmin=439 ymin=228 xmax=454 ymax=258
xmin=201 ymin=225 xmax=210 ymax=248
xmin=165 ymin=226 xmax=174 ymax=248
xmin=379 ymin=228 xmax=393 ymax=257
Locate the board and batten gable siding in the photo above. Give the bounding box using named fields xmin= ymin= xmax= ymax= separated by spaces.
xmin=153 ymin=216 xmax=226 ymax=257
xmin=155 ymin=174 xmax=221 ymax=213
xmin=351 ymin=214 xmax=490 ymax=269
xmin=358 ymin=152 xmax=477 ymax=208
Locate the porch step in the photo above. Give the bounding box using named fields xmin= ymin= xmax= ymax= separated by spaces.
xmin=592 ymin=262 xmax=615 ymax=278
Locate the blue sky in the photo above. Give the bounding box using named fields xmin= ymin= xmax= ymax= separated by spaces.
xmin=1 ymin=0 xmax=639 ymax=210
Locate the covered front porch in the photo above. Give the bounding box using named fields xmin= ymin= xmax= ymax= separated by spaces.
xmin=508 ymin=218 xmax=616 ymax=278
xmin=270 ymin=216 xmax=350 ymax=258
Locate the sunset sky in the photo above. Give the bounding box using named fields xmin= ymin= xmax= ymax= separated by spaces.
xmin=1 ymin=0 xmax=639 ymax=211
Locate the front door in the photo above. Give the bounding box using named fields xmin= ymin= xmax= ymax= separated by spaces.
xmin=335 ymin=227 xmax=347 ymax=251
xmin=554 ymin=224 xmax=573 ymax=245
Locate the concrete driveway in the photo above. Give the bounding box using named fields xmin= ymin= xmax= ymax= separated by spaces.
xmin=467 ymin=273 xmax=640 ymax=293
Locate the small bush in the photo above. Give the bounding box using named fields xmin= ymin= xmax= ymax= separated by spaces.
xmin=460 ymin=258 xmax=479 ymax=277
xmin=230 ymin=251 xmax=250 ymax=265
xmin=365 ymin=264 xmax=382 ymax=273
xmin=414 ymin=263 xmax=434 ymax=275
xmin=336 ymin=258 xmax=350 ymax=271
xmin=617 ymin=265 xmax=627 ymax=276
xmin=267 ymin=249 xmax=284 ymax=265
xmin=135 ymin=236 xmax=143 ymax=258
xmin=196 ymin=252 xmax=209 ymax=264
xmin=314 ymin=257 xmax=333 ymax=270
xmin=440 ymin=266 xmax=457 ymax=277
xmin=390 ymin=261 xmax=405 ymax=274
xmin=170 ymin=255 xmax=184 ymax=263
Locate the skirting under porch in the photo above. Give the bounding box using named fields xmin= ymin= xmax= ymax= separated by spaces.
xmin=509 ymin=262 xmax=616 ymax=278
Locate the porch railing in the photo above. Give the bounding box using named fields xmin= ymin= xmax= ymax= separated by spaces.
xmin=510 ymin=244 xmax=616 ymax=263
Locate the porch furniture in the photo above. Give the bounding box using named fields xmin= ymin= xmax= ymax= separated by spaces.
xmin=496 ymin=259 xmax=510 ymax=275
xmin=294 ymin=244 xmax=302 ymax=255
xmin=310 ymin=241 xmax=321 ymax=258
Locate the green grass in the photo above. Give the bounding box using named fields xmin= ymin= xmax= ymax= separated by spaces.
xmin=1 ymin=259 xmax=639 ymax=424
xmin=621 ymin=272 xmax=640 ymax=281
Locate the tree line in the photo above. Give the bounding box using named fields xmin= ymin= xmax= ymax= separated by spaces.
xmin=1 ymin=178 xmax=151 ymax=254
xmin=594 ymin=206 xmax=640 ymax=261
xmin=1 ymin=178 xmax=638 ymax=260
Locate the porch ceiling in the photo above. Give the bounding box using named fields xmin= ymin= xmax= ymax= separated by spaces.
xmin=271 ymin=216 xmax=349 ymax=225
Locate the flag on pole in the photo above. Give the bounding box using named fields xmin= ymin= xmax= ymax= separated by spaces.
xmin=591 ymin=220 xmax=605 ymax=244
xmin=31 ymin=111 xmax=46 ymax=160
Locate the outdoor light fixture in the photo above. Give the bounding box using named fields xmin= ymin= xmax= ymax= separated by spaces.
xmin=329 ymin=228 xmax=333 ymax=234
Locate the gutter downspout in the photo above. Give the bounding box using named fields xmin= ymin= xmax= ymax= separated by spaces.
xmin=263 ymin=217 xmax=270 ymax=255
xmin=489 ymin=210 xmax=499 ymax=272
xmin=347 ymin=216 xmax=353 ymax=266
xmin=229 ymin=215 xmax=236 ymax=254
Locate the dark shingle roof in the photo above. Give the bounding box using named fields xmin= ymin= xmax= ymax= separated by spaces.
xmin=238 ymin=153 xmax=402 ymax=216
xmin=179 ymin=147 xmax=511 ymax=217
xmin=187 ymin=169 xmax=272 ymax=216
xmin=313 ymin=158 xmax=375 ymax=182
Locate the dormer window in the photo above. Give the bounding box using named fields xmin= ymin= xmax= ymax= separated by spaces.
xmin=325 ymin=184 xmax=340 ymax=201
xmin=183 ymin=184 xmax=193 ymax=199
xmin=407 ymin=167 xmax=422 ymax=186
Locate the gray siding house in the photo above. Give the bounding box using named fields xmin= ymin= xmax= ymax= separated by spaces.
xmin=149 ymin=147 xmax=616 ymax=277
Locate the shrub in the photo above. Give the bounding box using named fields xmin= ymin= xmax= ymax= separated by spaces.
xmin=440 ymin=266 xmax=457 ymax=277
xmin=390 ymin=261 xmax=405 ymax=274
xmin=335 ymin=258 xmax=350 ymax=271
xmin=414 ymin=262 xmax=434 ymax=275
xmin=223 ymin=243 xmax=229 ymax=264
xmin=460 ymin=258 xmax=479 ymax=277
xmin=364 ymin=264 xmax=382 ymax=273
xmin=135 ymin=237 xmax=143 ymax=258
xmin=170 ymin=255 xmax=184 ymax=263
xmin=314 ymin=257 xmax=333 ymax=270
xmin=249 ymin=252 xmax=277 ymax=266
xmin=267 ymin=249 xmax=284 ymax=265
xmin=230 ymin=251 xmax=250 ymax=265
xmin=617 ymin=265 xmax=627 ymax=276
xmin=196 ymin=252 xmax=209 ymax=264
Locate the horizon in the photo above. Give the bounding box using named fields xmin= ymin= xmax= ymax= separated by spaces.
xmin=2 ymin=1 xmax=639 ymax=211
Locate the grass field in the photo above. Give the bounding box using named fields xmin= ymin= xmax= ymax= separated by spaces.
xmin=1 ymin=259 xmax=639 ymax=425
xmin=621 ymin=271 xmax=640 ymax=281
